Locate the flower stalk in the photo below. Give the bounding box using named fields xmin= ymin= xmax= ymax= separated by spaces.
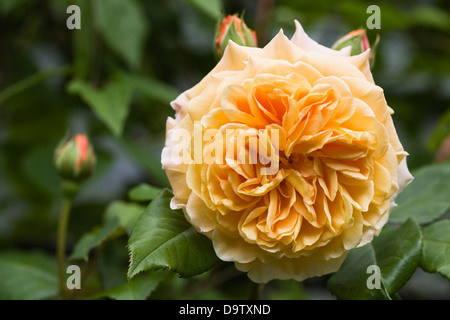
xmin=56 ymin=195 xmax=73 ymax=298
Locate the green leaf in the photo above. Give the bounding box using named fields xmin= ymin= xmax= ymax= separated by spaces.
xmin=409 ymin=6 xmax=450 ymax=32
xmin=69 ymin=201 xmax=144 ymax=261
xmin=0 ymin=67 xmax=70 ymax=105
xmin=121 ymin=73 xmax=179 ymax=105
xmin=0 ymin=0 xmax=25 ymax=15
xmin=92 ymin=271 xmax=168 ymax=300
xmin=389 ymin=162 xmax=450 ymax=224
xmin=421 ymin=220 xmax=450 ymax=280
xmin=0 ymin=251 xmax=58 ymax=300
xmin=328 ymin=219 xmax=422 ymax=300
xmin=128 ymin=189 xmax=219 ymax=279
xmin=69 ymin=219 xmax=119 ymax=262
xmin=185 ymin=0 xmax=221 ymax=20
xmin=98 ymin=239 xmax=129 ymax=290
xmin=128 ymin=183 xmax=162 ymax=202
xmin=103 ymin=201 xmax=145 ymax=234
xmin=96 ymin=0 xmax=148 ymax=69
xmin=67 ymin=79 xmax=133 ymax=137
xmin=428 ymin=108 xmax=450 ymax=151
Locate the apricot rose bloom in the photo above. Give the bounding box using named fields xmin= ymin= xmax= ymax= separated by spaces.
xmin=161 ymin=21 xmax=413 ymax=283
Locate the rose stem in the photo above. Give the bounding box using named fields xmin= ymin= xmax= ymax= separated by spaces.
xmin=57 ymin=196 xmax=73 ymax=299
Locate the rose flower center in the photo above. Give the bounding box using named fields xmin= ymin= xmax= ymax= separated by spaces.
xmin=198 ymin=74 xmax=383 ymax=254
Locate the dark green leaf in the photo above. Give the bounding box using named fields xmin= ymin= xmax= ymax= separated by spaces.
xmin=0 ymin=251 xmax=58 ymax=300
xmin=389 ymin=162 xmax=450 ymax=224
xmin=122 ymin=73 xmax=179 ymax=105
xmin=0 ymin=67 xmax=70 ymax=105
xmin=421 ymin=220 xmax=450 ymax=280
xmin=128 ymin=189 xmax=218 ymax=279
xmin=69 ymin=219 xmax=119 ymax=262
xmin=128 ymin=183 xmax=162 ymax=202
xmin=103 ymin=201 xmax=145 ymax=234
xmin=328 ymin=219 xmax=422 ymax=299
xmin=92 ymin=270 xmax=168 ymax=300
xmin=67 ymin=79 xmax=133 ymax=137
xmin=428 ymin=108 xmax=450 ymax=151
xmin=98 ymin=239 xmax=129 ymax=290
xmin=186 ymin=0 xmax=221 ymax=19
xmin=69 ymin=201 xmax=144 ymax=261
xmin=0 ymin=0 xmax=26 ymax=15
xmin=409 ymin=6 xmax=450 ymax=32
xmin=96 ymin=0 xmax=148 ymax=69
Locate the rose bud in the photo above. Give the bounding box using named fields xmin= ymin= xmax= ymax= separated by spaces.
xmin=332 ymin=29 xmax=379 ymax=67
xmin=215 ymin=14 xmax=257 ymax=58
xmin=54 ymin=134 xmax=96 ymax=184
xmin=332 ymin=29 xmax=370 ymax=56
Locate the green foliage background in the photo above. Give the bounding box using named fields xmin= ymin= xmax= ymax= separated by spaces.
xmin=0 ymin=0 xmax=450 ymax=300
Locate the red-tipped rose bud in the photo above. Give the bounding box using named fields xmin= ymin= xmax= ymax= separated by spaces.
xmin=332 ymin=29 xmax=370 ymax=56
xmin=215 ymin=13 xmax=257 ymax=58
xmin=332 ymin=29 xmax=379 ymax=67
xmin=54 ymin=134 xmax=96 ymax=185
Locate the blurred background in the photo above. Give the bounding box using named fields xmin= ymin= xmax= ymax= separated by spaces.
xmin=0 ymin=0 xmax=449 ymax=299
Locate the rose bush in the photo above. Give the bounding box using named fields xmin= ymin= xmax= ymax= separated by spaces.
xmin=162 ymin=21 xmax=413 ymax=283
